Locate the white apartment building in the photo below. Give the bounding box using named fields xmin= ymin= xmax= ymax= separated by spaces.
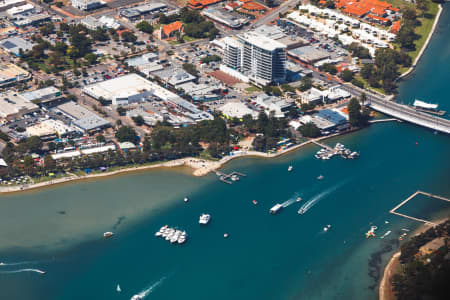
xmin=222 ymin=32 xmax=287 ymax=86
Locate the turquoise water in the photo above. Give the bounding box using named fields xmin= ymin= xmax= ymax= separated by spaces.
xmin=1 ymin=6 xmax=450 ymax=300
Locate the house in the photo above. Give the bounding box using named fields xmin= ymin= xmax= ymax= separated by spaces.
xmin=157 ymin=21 xmax=184 ymax=40
xmin=390 ymin=20 xmax=401 ymax=34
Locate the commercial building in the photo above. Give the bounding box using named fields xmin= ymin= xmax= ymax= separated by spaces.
xmin=218 ymin=102 xmax=258 ymax=119
xmin=0 ymin=37 xmax=35 ymax=57
xmin=253 ymin=25 xmax=307 ymax=50
xmin=202 ymin=7 xmax=248 ymax=29
xmin=54 ymin=101 xmax=110 ymax=133
xmin=81 ymin=16 xmax=120 ymax=30
xmin=0 ymin=0 xmax=26 ymax=12
xmin=119 ymin=2 xmax=167 ymax=20
xmin=12 ymin=13 xmax=51 ymax=27
xmin=188 ymin=0 xmax=223 ymax=10
xmin=287 ymin=46 xmax=331 ymax=64
xmin=26 ymin=119 xmax=74 ymax=140
xmin=152 ymin=68 xmax=196 ymax=87
xmin=0 ymin=63 xmax=30 ymax=87
xmin=177 ymin=82 xmax=224 ymax=102
xmin=71 ymin=0 xmax=103 ymax=11
xmin=254 ymin=93 xmax=293 ymax=118
xmin=83 ymin=74 xmax=212 ymax=122
xmin=21 ymin=87 xmax=65 ymax=107
xmin=0 ymin=92 xmax=39 ymax=121
xmin=222 ymin=32 xmax=287 ymax=86
xmin=6 ymin=3 xmax=33 ymax=17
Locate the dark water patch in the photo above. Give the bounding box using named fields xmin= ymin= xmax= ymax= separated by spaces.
xmin=112 ymin=216 xmax=126 ymax=230
xmin=367 ymin=238 xmax=399 ymax=290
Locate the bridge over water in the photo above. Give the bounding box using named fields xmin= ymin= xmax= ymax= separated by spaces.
xmin=340 ymin=85 xmax=450 ymax=134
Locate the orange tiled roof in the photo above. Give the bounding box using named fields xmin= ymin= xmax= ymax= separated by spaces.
xmin=366 ymin=14 xmax=389 ymax=22
xmin=226 ymin=2 xmax=240 ymax=8
xmin=342 ymin=6 xmax=369 ymax=17
xmin=390 ymin=20 xmax=401 ymax=33
xmin=163 ymin=21 xmax=183 ymax=37
xmin=241 ymin=1 xmax=266 ymax=11
xmin=188 ymin=0 xmax=222 ymax=8
xmin=370 ymin=6 xmax=387 ymax=16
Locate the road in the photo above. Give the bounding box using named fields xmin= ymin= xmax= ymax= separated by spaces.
xmin=250 ymin=0 xmax=300 ymax=29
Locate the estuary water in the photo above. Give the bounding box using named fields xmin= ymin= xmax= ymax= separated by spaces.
xmin=1 ymin=5 xmax=450 ymax=300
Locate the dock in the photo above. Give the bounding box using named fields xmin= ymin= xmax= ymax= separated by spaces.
xmin=215 ymin=171 xmax=247 ymax=184
xmin=311 ymin=140 xmax=333 ymax=151
xmin=389 ymin=190 xmax=450 ymax=226
xmin=369 ymin=118 xmax=402 ymax=124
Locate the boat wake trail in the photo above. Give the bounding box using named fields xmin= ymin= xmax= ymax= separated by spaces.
xmin=281 ymin=193 xmax=299 ymax=208
xmin=298 ymin=181 xmax=348 ymax=214
xmin=0 ymin=268 xmax=45 ymax=274
xmin=0 ymin=260 xmax=42 ymax=267
xmin=131 ymin=276 xmax=166 ymax=299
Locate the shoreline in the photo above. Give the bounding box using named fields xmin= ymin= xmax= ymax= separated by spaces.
xmin=378 ymin=217 xmax=448 ymax=300
xmin=398 ymin=4 xmax=443 ymax=80
xmin=0 ymin=131 xmax=350 ymax=195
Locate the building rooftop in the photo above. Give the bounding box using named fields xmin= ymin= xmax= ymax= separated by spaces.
xmin=238 ymin=32 xmax=286 ymax=52
xmin=162 ymin=21 xmax=183 ymax=37
xmin=55 ymin=101 xmax=110 ymax=132
xmin=21 ymin=87 xmax=61 ymax=102
xmin=0 ymin=92 xmax=39 ymax=119
xmin=0 ymin=37 xmax=34 ymax=55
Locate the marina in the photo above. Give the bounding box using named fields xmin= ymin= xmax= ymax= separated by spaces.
xmin=312 ymin=141 xmax=360 ymax=160
xmin=215 ymin=171 xmax=247 ymax=184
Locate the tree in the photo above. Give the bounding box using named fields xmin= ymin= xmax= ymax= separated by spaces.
xmin=70 ymin=32 xmax=92 ymax=58
xmin=47 ymin=141 xmax=56 ymax=152
xmin=320 ymin=63 xmax=337 ymax=75
xmin=96 ymin=134 xmax=106 ymax=143
xmin=298 ymin=77 xmax=313 ymax=92
xmin=402 ymin=7 xmax=417 ymax=21
xmin=136 ymin=21 xmax=153 ymax=34
xmin=347 ymin=98 xmax=368 ymax=127
xmin=298 ymin=123 xmax=321 ymax=138
xmin=115 ymin=126 xmax=138 ymax=144
xmin=340 ymin=69 xmax=354 ymax=82
xmin=121 ymin=31 xmax=137 ymax=43
xmin=132 ymin=115 xmax=145 ymax=126
xmin=25 ymin=136 xmax=42 ymax=153
xmin=182 ymin=63 xmax=198 ymax=76
xmin=325 ymin=0 xmax=335 ymax=8
xmin=84 ymin=53 xmax=97 ymax=65
xmin=416 ymin=0 xmax=429 ymax=16
xmin=360 ymin=64 xmax=374 ymax=79
xmin=44 ymin=155 xmax=56 ymax=171
xmin=23 ymin=156 xmax=35 ymax=175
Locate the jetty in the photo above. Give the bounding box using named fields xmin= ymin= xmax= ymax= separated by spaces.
xmin=369 ymin=118 xmax=402 ymax=124
xmin=215 ymin=171 xmax=247 ymax=184
xmin=311 ymin=140 xmax=333 ymax=151
xmin=389 ymin=191 xmax=450 ymax=225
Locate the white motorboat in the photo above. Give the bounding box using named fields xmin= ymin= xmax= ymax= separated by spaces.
xmin=155 ymin=231 xmax=162 ymax=237
xmin=199 ymin=213 xmax=211 ymax=225
xmin=131 ymin=295 xmax=143 ymax=300
xmin=184 ymin=197 xmax=189 ymax=203
xmin=104 ymin=232 xmax=114 ymax=238
xmin=296 ymin=197 xmax=302 ymax=202
xmin=117 ymin=284 xmax=121 ymax=292
xmin=288 ymin=165 xmax=293 ymax=172
xmin=317 ymin=175 xmax=324 ymax=180
xmin=298 ymin=207 xmax=307 ymax=214
xmin=323 ymin=224 xmax=331 ymax=231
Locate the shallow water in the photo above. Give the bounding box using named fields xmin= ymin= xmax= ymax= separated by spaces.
xmin=1 ymin=5 xmax=450 ymax=300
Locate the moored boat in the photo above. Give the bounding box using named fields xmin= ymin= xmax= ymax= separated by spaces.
xmin=104 ymin=232 xmax=114 ymax=238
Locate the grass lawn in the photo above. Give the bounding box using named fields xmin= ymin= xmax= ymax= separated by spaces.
xmin=384 ymin=0 xmax=415 ymax=9
xmin=183 ymin=35 xmax=198 ymax=42
xmin=245 ymin=85 xmax=261 ymax=93
xmin=393 ymin=2 xmax=440 ymax=64
xmin=354 ymin=75 xmax=386 ymax=95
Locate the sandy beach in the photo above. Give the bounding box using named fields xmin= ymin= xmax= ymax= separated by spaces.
xmin=0 ymin=131 xmax=346 ymax=195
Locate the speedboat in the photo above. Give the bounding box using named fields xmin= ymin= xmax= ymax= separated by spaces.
xmin=288 ymin=165 xmax=293 ymax=172
xmin=199 ymin=213 xmax=211 ymax=225
xmin=231 ymin=174 xmax=240 ymax=181
xmin=184 ymin=197 xmax=189 ymax=203
xmin=323 ymin=224 xmax=331 ymax=231
xmin=131 ymin=295 xmax=143 ymax=300
xmin=117 ymin=284 xmax=121 ymax=292
xmin=253 ymin=199 xmax=258 ymax=205
xmin=155 ymin=231 xmax=162 ymax=237
xmin=317 ymin=175 xmax=324 ymax=180
xmin=104 ymin=232 xmax=114 ymax=238
xmin=296 ymin=197 xmax=302 ymax=202
xmin=298 ymin=207 xmax=307 ymax=214
xmin=224 ymin=232 xmax=229 ymax=238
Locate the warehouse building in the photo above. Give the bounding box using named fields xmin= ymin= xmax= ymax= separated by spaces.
xmin=54 ymin=101 xmax=110 ymax=133
xmin=0 ymin=92 xmax=39 ymax=121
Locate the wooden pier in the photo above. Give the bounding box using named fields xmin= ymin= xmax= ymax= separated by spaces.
xmin=215 ymin=171 xmax=247 ymax=185
xmin=389 ymin=190 xmax=450 ymax=225
xmin=310 ymin=139 xmax=333 ymax=151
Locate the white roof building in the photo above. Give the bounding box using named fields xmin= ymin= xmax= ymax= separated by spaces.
xmin=219 ymin=102 xmax=258 ymax=119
